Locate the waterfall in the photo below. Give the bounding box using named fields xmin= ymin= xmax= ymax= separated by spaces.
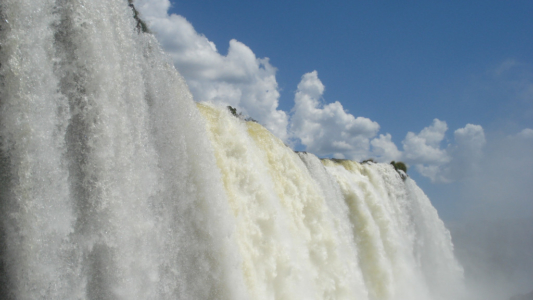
xmin=0 ymin=1 xmax=464 ymax=299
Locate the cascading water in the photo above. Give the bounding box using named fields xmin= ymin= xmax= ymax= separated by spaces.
xmin=199 ymin=103 xmax=465 ymax=300
xmin=0 ymin=1 xmax=464 ymax=299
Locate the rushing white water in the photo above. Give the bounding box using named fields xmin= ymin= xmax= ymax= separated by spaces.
xmin=0 ymin=1 xmax=464 ymax=299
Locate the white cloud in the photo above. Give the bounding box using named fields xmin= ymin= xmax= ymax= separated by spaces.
xmin=135 ymin=0 xmax=170 ymax=19
xmin=134 ymin=0 xmax=289 ymax=141
xmin=133 ymin=0 xmax=494 ymax=184
xmin=400 ymin=121 xmax=486 ymax=183
xmin=370 ymin=134 xmax=402 ymax=162
xmin=517 ymin=128 xmax=533 ymax=139
xmin=452 ymin=124 xmax=486 ymax=163
xmin=134 ymin=3 xmax=396 ymax=163
xmin=402 ymin=119 xmax=450 ymax=165
xmin=290 ymin=71 xmax=380 ymax=160
xmin=443 ymin=124 xmax=486 ymax=181
xmin=454 ymin=124 xmax=486 ymax=148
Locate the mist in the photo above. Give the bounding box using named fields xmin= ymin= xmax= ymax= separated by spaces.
xmin=448 ymin=131 xmax=533 ymax=300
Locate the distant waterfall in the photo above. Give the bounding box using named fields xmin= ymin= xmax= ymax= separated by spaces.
xmin=0 ymin=1 xmax=464 ymax=299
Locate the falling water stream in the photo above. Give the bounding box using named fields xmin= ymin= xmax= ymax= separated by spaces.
xmin=0 ymin=1 xmax=464 ymax=299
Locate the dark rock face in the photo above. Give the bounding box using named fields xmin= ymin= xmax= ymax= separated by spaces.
xmin=510 ymin=290 xmax=533 ymax=300
xmin=128 ymin=0 xmax=150 ymax=33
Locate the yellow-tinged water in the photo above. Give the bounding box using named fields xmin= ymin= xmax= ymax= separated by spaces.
xmin=197 ymin=103 xmax=464 ymax=300
xmin=0 ymin=1 xmax=463 ymax=296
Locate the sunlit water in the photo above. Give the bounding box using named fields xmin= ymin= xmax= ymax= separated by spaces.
xmin=0 ymin=1 xmax=464 ymax=299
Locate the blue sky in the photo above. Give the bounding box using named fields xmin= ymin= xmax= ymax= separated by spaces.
xmin=168 ymin=0 xmax=533 ymax=134
xmin=135 ymin=0 xmax=533 ymax=222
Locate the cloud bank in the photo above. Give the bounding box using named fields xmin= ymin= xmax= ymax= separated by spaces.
xmin=290 ymin=71 xmax=380 ymax=159
xmin=135 ymin=0 xmax=289 ymax=141
xmin=134 ymin=0 xmax=530 ymax=187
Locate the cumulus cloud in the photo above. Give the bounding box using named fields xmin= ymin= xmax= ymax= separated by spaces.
xmin=402 ymin=119 xmax=450 ymax=165
xmin=399 ymin=121 xmax=486 ymax=183
xmin=290 ymin=71 xmax=380 ymax=159
xmin=134 ymin=0 xmax=289 ymax=141
xmin=133 ymin=0 xmax=493 ymax=183
xmin=370 ymin=133 xmax=402 ymax=162
xmin=447 ymin=124 xmax=486 ymax=179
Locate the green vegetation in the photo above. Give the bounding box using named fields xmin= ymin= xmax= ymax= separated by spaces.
xmin=128 ymin=0 xmax=150 ymax=33
xmin=391 ymin=161 xmax=407 ymax=173
xmin=331 ymin=158 xmax=348 ymax=163
xmin=227 ymin=106 xmax=258 ymax=123
xmin=361 ymin=158 xmax=376 ymax=164
xmin=227 ymin=106 xmax=238 ymax=117
xmin=390 ymin=161 xmax=408 ymax=180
